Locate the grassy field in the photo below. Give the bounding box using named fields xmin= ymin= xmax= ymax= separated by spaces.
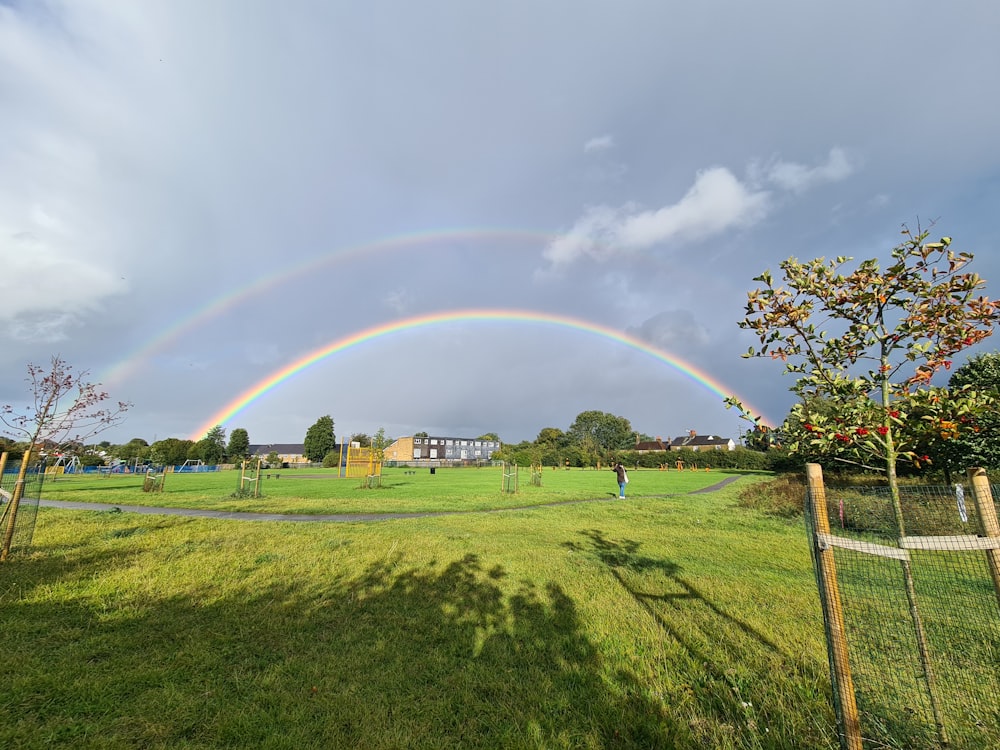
xmin=38 ymin=465 xmax=751 ymax=515
xmin=3 ymin=468 xmax=840 ymax=749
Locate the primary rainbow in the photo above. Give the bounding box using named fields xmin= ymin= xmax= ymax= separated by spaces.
xmin=189 ymin=308 xmax=773 ymax=439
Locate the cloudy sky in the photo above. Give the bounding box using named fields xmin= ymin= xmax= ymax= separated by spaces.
xmin=2 ymin=1 xmax=999 ymax=448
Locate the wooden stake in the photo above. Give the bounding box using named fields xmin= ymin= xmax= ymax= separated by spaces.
xmin=806 ymin=463 xmax=863 ymax=750
xmin=968 ymin=467 xmax=1000 ymax=612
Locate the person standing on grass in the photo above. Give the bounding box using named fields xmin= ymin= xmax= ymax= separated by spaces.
xmin=612 ymin=460 xmax=627 ymax=499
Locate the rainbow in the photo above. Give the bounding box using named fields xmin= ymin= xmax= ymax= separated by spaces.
xmin=102 ymin=229 xmax=555 ymax=387
xmin=189 ymin=308 xmax=774 ymax=439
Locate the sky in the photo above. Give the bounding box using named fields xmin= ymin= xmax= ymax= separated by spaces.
xmin=2 ymin=1 xmax=999 ymax=448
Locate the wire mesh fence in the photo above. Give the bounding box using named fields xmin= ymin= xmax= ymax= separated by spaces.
xmin=806 ymin=467 xmax=1000 ymax=749
xmin=0 ymin=459 xmax=45 ymax=558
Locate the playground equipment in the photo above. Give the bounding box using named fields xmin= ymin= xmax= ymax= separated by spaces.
xmin=44 ymin=456 xmax=81 ymax=476
xmin=346 ymin=444 xmax=383 ymax=488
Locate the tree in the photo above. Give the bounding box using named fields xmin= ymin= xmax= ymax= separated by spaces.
xmin=372 ymin=427 xmax=389 ymax=464
xmin=304 ymin=415 xmax=336 ymax=463
xmin=729 ymin=225 xmax=999 ymax=521
xmin=228 ymin=428 xmax=250 ymax=462
xmin=535 ymin=427 xmax=566 ymax=446
xmin=349 ymin=432 xmax=371 ymax=447
xmin=1 ymin=356 xmax=130 ymax=560
xmin=937 ymin=352 xmax=1000 ymax=472
xmin=567 ymin=410 xmax=633 ymax=456
xmin=116 ymin=438 xmax=150 ymax=462
xmin=150 ymin=438 xmax=194 ymax=466
xmin=200 ymin=425 xmax=227 ymax=465
xmin=729 ymin=226 xmax=1000 ymax=741
xmin=266 ymin=450 xmax=281 ymax=468
xmin=477 ymin=432 xmax=499 ymax=441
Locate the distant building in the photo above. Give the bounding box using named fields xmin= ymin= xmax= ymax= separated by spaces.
xmin=383 ymin=435 xmax=501 ymax=463
xmin=669 ymin=431 xmax=736 ymax=452
xmin=634 ymin=436 xmax=672 ymax=453
xmin=247 ymin=443 xmax=308 ymax=466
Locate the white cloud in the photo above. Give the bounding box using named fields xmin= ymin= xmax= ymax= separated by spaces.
xmin=0 ymin=225 xmax=123 ymax=328
xmin=584 ymin=134 xmax=615 ymax=153
xmin=8 ymin=312 xmax=79 ymax=343
xmin=763 ymin=147 xmax=855 ymax=193
xmin=543 ymin=148 xmax=857 ymax=269
xmin=541 ymin=166 xmax=770 ymax=268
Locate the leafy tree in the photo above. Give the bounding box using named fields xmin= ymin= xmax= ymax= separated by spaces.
xmin=304 ymin=415 xmax=336 ymax=463
xmin=117 ymin=438 xmax=150 ymax=461
xmin=149 ymin=438 xmax=194 ymax=466
xmin=150 ymin=438 xmax=194 ymax=466
xmin=227 ymin=428 xmax=250 ymax=462
xmin=349 ymin=432 xmax=371 ymax=447
xmin=0 ymin=436 xmax=23 ymax=461
xmin=535 ymin=427 xmax=566 ymax=446
xmin=730 ymin=226 xmax=999 ymax=526
xmin=934 ymin=352 xmax=1000 ymax=474
xmin=200 ymin=425 xmax=227 ymax=465
xmin=567 ymin=410 xmax=633 ymax=456
xmin=477 ymin=432 xmax=499 ymax=441
xmin=266 ymin=450 xmax=281 ymax=468
xmin=1 ymin=356 xmax=130 ymax=560
xmin=414 ymin=431 xmax=428 ymax=438
xmin=372 ymin=427 xmax=389 ymax=464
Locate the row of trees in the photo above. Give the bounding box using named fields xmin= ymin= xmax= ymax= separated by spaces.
xmin=496 ymin=410 xmax=682 ymax=468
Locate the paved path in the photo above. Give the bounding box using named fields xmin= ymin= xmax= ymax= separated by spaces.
xmin=33 ymin=475 xmax=741 ymax=523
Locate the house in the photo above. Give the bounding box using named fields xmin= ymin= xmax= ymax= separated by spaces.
xmin=383 ymin=435 xmax=501 ymax=463
xmin=248 ymin=443 xmax=309 ymax=466
xmin=669 ymin=431 xmax=736 ymax=452
xmin=634 ymin=436 xmax=672 ymax=453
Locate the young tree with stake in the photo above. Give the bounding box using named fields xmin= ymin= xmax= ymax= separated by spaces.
xmin=1 ymin=357 xmax=130 ymax=561
xmin=727 ymin=226 xmax=1000 ymax=745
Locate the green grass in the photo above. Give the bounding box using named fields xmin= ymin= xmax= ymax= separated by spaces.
xmin=21 ymin=467 xmax=997 ymax=748
xmin=39 ymin=466 xmax=733 ymax=515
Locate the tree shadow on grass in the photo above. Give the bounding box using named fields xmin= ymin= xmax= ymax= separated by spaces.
xmin=563 ymin=529 xmax=837 ymax=749
xmin=1 ymin=528 xmax=693 ymax=748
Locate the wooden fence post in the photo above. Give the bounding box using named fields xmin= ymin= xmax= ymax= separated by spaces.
xmin=968 ymin=467 xmax=1000 ymax=611
xmin=806 ymin=463 xmax=863 ymax=750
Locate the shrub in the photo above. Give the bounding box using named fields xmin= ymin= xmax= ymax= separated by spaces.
xmin=737 ymin=474 xmax=806 ymax=517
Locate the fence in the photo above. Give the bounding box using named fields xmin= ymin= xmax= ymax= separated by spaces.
xmin=0 ymin=453 xmax=46 ymax=559
xmin=806 ymin=464 xmax=1000 ymax=749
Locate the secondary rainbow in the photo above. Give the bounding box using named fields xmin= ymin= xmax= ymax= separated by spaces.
xmin=190 ymin=309 xmax=773 ymax=439
xmin=102 ymin=228 xmax=555 ymax=387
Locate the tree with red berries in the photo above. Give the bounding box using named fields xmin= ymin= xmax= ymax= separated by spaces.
xmin=727 ymin=225 xmax=999 ymax=525
xmin=1 ymin=356 xmax=130 ymax=560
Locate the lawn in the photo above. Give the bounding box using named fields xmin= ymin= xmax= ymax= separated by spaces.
xmin=38 ymin=465 xmax=744 ymax=515
xmin=2 ymin=468 xmax=840 ymax=749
